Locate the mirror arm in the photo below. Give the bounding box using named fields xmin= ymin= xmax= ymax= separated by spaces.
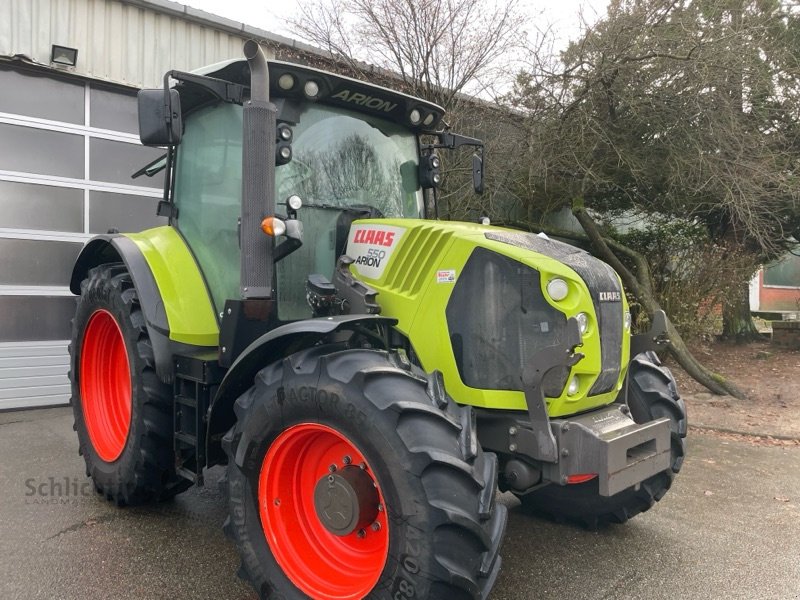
xmin=421 ymin=131 xmax=484 ymax=152
xmin=162 ymin=72 xmax=173 ymax=143
xmin=159 ymin=70 xmax=246 ymax=145
xmin=163 ymin=71 xmax=246 ymax=106
xmin=420 ymin=131 xmax=486 ymax=196
xmin=156 ymin=146 xmax=178 ymax=221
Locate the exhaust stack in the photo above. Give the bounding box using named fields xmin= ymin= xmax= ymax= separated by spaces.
xmin=239 ymin=40 xmax=276 ymax=299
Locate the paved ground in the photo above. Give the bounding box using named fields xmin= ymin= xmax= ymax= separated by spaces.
xmin=1 ymin=407 xmax=798 ymax=600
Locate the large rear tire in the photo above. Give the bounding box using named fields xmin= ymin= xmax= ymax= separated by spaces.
xmin=518 ymin=351 xmax=687 ymax=528
xmin=70 ymin=263 xmax=190 ymax=505
xmin=222 ymin=346 xmax=507 ymax=600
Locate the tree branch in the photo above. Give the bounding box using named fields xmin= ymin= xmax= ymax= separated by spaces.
xmin=570 ymin=199 xmax=747 ymax=399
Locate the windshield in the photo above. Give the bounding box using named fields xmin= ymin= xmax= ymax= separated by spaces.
xmin=274 ymin=104 xmax=421 ymax=320
xmin=277 ymin=104 xmax=422 ymax=218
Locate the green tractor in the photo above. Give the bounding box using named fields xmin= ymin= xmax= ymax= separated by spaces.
xmin=68 ymin=41 xmax=686 ymax=599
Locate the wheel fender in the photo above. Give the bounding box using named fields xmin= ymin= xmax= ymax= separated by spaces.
xmin=71 ymin=235 xmax=170 ymax=332
xmin=71 ymin=235 xmax=173 ymax=381
xmin=207 ymin=315 xmax=397 ymax=458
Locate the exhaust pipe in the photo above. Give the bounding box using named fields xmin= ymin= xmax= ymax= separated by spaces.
xmin=243 ymin=39 xmax=269 ymax=103
xmin=239 ymin=40 xmax=276 ymax=299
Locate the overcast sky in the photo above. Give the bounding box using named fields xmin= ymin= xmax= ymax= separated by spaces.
xmin=181 ymin=0 xmax=609 ymax=48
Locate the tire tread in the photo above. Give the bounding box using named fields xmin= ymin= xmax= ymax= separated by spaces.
xmin=223 ymin=347 xmax=506 ymax=599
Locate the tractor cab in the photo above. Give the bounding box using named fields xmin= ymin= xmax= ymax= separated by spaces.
xmin=136 ymin=54 xmax=482 ymax=330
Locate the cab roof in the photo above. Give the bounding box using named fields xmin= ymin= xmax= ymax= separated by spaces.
xmin=179 ymin=58 xmax=446 ymax=132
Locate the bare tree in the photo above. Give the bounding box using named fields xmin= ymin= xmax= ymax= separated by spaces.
xmin=319 ymin=134 xmax=386 ymax=200
xmin=293 ymin=0 xmax=524 ymax=110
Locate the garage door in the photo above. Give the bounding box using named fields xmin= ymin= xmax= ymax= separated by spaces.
xmin=0 ymin=63 xmax=166 ymax=410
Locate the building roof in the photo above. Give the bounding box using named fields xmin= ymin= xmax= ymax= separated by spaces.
xmin=0 ymin=0 xmax=338 ymax=89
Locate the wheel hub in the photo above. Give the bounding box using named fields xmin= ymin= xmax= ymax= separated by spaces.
xmin=313 ymin=466 xmax=379 ymax=536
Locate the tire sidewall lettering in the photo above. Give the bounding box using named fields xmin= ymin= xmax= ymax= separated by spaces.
xmin=279 ymin=385 xmax=368 ymax=429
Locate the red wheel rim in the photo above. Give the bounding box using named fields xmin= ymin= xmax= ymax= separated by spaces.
xmin=259 ymin=423 xmax=389 ymax=599
xmin=79 ymin=309 xmax=132 ymax=462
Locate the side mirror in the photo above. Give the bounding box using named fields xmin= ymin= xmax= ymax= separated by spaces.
xmin=138 ymin=88 xmax=182 ymax=146
xmin=472 ymin=153 xmax=484 ymax=194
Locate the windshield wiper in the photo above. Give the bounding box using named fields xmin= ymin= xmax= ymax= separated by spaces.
xmin=131 ymin=154 xmax=167 ymax=179
xmin=301 ymin=202 xmax=382 ymax=217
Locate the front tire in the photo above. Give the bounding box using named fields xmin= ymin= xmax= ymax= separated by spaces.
xmin=518 ymin=351 xmax=687 ymax=528
xmin=223 ymin=346 xmax=507 ymax=600
xmin=70 ymin=263 xmax=189 ymax=505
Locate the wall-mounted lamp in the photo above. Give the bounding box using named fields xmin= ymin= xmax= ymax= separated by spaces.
xmin=50 ymin=45 xmax=78 ymax=67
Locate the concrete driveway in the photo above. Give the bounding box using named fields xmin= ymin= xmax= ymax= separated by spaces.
xmin=1 ymin=407 xmax=798 ymax=600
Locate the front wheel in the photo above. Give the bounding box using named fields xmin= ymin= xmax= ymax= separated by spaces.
xmin=518 ymin=351 xmax=687 ymax=528
xmin=222 ymin=346 xmax=507 ymax=599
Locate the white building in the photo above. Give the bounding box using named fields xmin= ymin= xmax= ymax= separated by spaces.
xmin=0 ymin=0 xmax=323 ymax=409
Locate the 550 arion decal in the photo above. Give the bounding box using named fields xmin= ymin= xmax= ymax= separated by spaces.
xmin=346 ymin=225 xmax=406 ymax=280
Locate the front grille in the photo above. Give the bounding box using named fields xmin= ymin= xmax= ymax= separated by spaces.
xmin=586 ymin=265 xmax=623 ymax=395
xmin=485 ymin=231 xmax=623 ymax=395
xmin=446 ymin=248 xmax=567 ymax=393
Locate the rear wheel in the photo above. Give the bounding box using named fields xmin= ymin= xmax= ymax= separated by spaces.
xmin=70 ymin=263 xmax=190 ymax=505
xmin=518 ymin=351 xmax=687 ymax=528
xmin=223 ymin=346 xmax=507 ymax=599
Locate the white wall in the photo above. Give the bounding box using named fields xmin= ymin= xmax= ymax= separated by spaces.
xmin=0 ymin=0 xmax=277 ymax=89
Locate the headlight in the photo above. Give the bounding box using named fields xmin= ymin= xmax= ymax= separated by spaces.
xmin=575 ymin=312 xmax=589 ymax=335
xmin=624 ymin=311 xmax=632 ymax=330
xmin=278 ymin=124 xmax=293 ymax=141
xmin=546 ymin=278 xmax=569 ymax=302
xmin=287 ymin=194 xmax=303 ymax=211
xmin=304 ymin=80 xmax=320 ymax=98
xmin=278 ymin=73 xmax=295 ymax=90
xmin=567 ymin=375 xmax=580 ymax=396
